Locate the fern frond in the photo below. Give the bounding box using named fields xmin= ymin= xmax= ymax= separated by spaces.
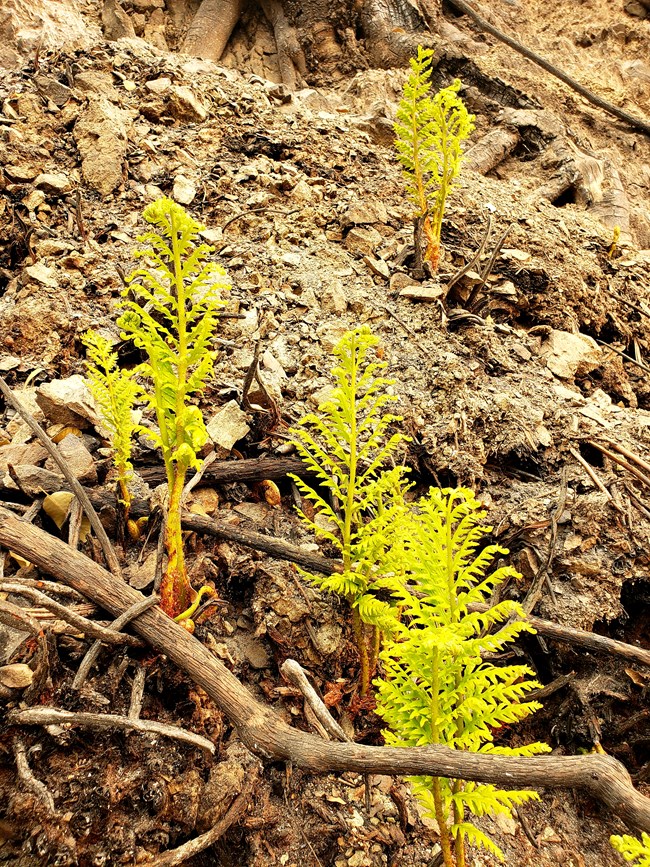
xmin=611 ymin=833 xmax=650 ymax=866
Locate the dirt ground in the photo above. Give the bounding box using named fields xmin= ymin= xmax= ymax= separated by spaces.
xmin=1 ymin=0 xmax=650 ymax=865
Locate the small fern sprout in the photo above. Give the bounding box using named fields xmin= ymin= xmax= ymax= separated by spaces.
xmin=611 ymin=833 xmax=650 ymax=867
xmin=372 ymin=488 xmax=549 ymax=866
xmin=395 ymin=45 xmax=475 ymax=270
xmin=82 ymin=330 xmax=141 ymax=519
xmin=289 ymin=326 xmax=410 ymax=695
xmin=118 ymin=198 xmax=229 ymax=621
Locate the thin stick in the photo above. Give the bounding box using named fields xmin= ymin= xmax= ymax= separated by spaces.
xmin=0 ymin=577 xmax=84 ymax=599
xmin=72 ymin=595 xmax=159 ymax=690
xmin=568 ymin=446 xmax=620 ymax=509
xmin=9 ymin=707 xmax=215 ymax=755
xmin=149 ymin=779 xmax=255 ymax=867
xmin=593 ymin=339 xmax=650 ymax=376
xmin=0 ymin=375 xmax=122 ymax=577
xmin=600 ymin=440 xmax=650 ymax=478
xmin=0 ymin=599 xmax=41 ymax=635
xmin=129 ymin=665 xmax=147 ymax=720
xmin=0 ymin=584 xmax=141 ymax=646
xmin=447 ymin=0 xmax=650 ymax=137
xmin=281 ymin=659 xmax=349 ymax=742
xmin=13 ymin=736 xmax=56 ymax=814
xmin=446 ymin=214 xmax=492 ymax=293
xmin=468 ymin=602 xmax=650 ymax=668
xmin=1 ymin=508 xmax=649 ymax=832
xmin=589 ymin=441 xmax=650 ymax=489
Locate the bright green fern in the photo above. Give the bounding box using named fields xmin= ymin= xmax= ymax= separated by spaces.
xmin=118 ymin=197 xmax=229 ymax=621
xmin=395 ymin=46 xmax=475 ymax=270
xmin=369 ymin=487 xmax=549 ymax=866
xmin=612 ymin=833 xmax=650 ymax=866
xmin=83 ymin=330 xmax=141 ymax=520
xmin=289 ymin=326 xmax=409 ymax=695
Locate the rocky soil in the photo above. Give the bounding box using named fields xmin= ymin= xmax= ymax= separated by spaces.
xmin=1 ymin=1 xmax=650 ymax=865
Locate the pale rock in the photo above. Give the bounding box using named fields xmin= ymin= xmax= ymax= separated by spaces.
xmin=399 ymin=282 xmax=446 ymax=302
xmin=320 ymin=281 xmax=347 ymax=313
xmin=493 ymin=811 xmax=517 ymax=835
xmin=540 ymin=330 xmax=602 ymax=380
xmin=0 ymin=441 xmax=48 ymax=475
xmin=102 ymin=0 xmax=136 ymax=40
xmin=34 ymin=172 xmax=72 ymax=195
xmin=206 ymin=400 xmax=250 ymax=450
xmin=291 ymin=179 xmax=315 ymax=203
xmin=36 ymin=375 xmax=100 ymax=428
xmin=363 ymin=256 xmax=390 ymax=279
xmin=344 ymin=226 xmax=383 ymax=257
xmin=234 ymin=633 xmax=270 ymax=669
xmin=168 ymin=85 xmax=208 ymax=122
xmin=145 ymin=76 xmax=172 ymax=94
xmin=317 ymin=323 xmax=349 ymax=352
xmin=9 ymin=465 xmax=64 ymax=498
xmin=390 ymin=272 xmax=419 ymax=292
xmin=74 ymin=96 xmax=130 ymax=195
xmin=34 ymin=74 xmax=72 ymax=105
xmin=0 ymin=663 xmax=33 ymax=689
xmin=173 ymin=174 xmax=196 ymax=205
xmin=45 ymin=433 xmax=96 ymax=484
xmin=24 ymin=263 xmax=57 ymax=288
xmin=4 ymin=165 xmax=38 ymax=182
xmin=281 ymin=251 xmax=302 ymax=267
xmin=341 ymin=199 xmax=388 ymax=226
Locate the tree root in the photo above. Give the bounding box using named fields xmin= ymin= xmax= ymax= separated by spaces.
xmin=1 ymin=506 xmax=650 ymax=833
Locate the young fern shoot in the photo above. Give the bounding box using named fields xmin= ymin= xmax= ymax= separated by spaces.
xmin=82 ymin=330 xmax=141 ymax=521
xmin=395 ymin=46 xmax=475 ymax=271
xmin=369 ymin=488 xmax=549 ymax=866
xmin=289 ymin=326 xmax=409 ymax=695
xmin=118 ymin=197 xmax=229 ymax=621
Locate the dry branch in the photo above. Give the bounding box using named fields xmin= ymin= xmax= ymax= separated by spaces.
xmin=9 ymin=707 xmax=215 ymax=755
xmin=0 ymin=508 xmax=649 ymax=833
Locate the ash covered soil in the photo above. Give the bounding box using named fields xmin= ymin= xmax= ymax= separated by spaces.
xmin=1 ymin=0 xmax=650 ymax=864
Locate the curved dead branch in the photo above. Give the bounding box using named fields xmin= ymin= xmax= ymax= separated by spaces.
xmin=0 ymin=506 xmax=649 ymax=834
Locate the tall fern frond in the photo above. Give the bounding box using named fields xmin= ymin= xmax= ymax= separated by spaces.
xmin=374 ymin=487 xmax=548 ymax=864
xmin=395 ymin=46 xmax=474 ymax=270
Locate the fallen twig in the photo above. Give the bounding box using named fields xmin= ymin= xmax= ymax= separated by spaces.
xmin=0 ymin=583 xmax=141 ymax=647
xmin=0 ymin=374 xmax=122 ymax=577
xmin=588 ymin=440 xmax=650 ymax=489
xmin=149 ymin=775 xmax=256 ymax=867
xmin=447 ymin=0 xmax=650 ymax=137
xmin=72 ymin=595 xmax=159 ymax=690
xmin=128 ymin=665 xmax=147 ymax=720
xmin=0 ymin=507 xmax=649 ymax=832
xmin=13 ymin=736 xmax=55 ymax=814
xmin=281 ymin=659 xmax=348 ymax=742
xmin=568 ymin=446 xmax=621 ymax=510
xmin=9 ymin=707 xmax=216 ymax=755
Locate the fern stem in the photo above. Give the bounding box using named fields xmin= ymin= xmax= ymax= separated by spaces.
xmin=433 ymin=778 xmax=455 ymax=867
xmin=351 ymin=604 xmax=370 ymax=696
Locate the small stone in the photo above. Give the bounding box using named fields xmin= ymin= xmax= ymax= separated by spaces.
xmin=173 ymin=175 xmax=196 ymax=205
xmin=36 ymin=375 xmax=100 ymax=428
xmin=0 ymin=442 xmax=48 ymax=475
xmin=344 ymin=226 xmax=383 ymax=257
xmin=281 ymin=252 xmax=302 ymax=267
xmin=168 ymin=86 xmax=208 ymax=122
xmin=341 ymin=199 xmax=388 ymax=227
xmin=0 ymin=663 xmax=33 ymax=689
xmin=24 ymin=263 xmax=57 ymax=288
xmin=102 ymin=0 xmax=137 ymax=40
xmin=206 ymin=400 xmax=250 ymax=450
xmin=34 ymin=173 xmax=72 ymax=195
xmin=291 ymin=179 xmax=315 ymax=203
xmin=363 ymin=256 xmax=390 ymax=279
xmin=34 ymin=75 xmax=73 ymax=106
xmin=390 ymin=272 xmax=419 ymax=292
xmin=399 ymin=282 xmax=446 ymax=302
xmin=45 ymin=433 xmax=96 ymax=484
xmin=4 ymin=165 xmax=38 ymax=182
xmin=320 ymin=281 xmax=347 ymax=313
xmin=540 ymin=330 xmax=602 ymax=380
xmin=145 ymin=77 xmax=172 ymax=94
xmin=235 ymin=634 xmax=270 ymax=669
